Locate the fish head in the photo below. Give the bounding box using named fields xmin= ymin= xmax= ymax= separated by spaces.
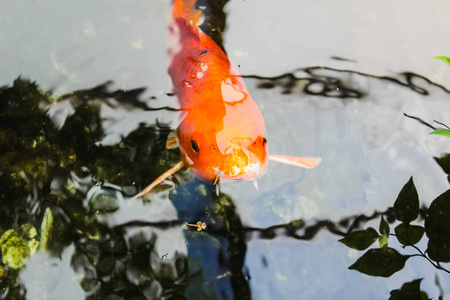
xmin=177 ymin=118 xmax=269 ymax=183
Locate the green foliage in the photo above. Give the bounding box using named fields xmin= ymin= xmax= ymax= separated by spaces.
xmin=378 ymin=234 xmax=389 ymax=249
xmin=349 ymin=248 xmax=409 ymax=277
xmin=339 ymin=227 xmax=379 ymax=250
xmin=425 ymin=115 xmax=450 ymax=139
xmin=393 ymin=177 xmax=419 ymax=225
xmin=427 ymin=239 xmax=450 ymax=263
xmin=430 ymin=129 xmax=450 ymax=137
xmin=378 ymin=216 xmax=390 ymax=248
xmin=433 ymin=55 xmax=450 ymax=67
xmin=394 ymin=224 xmax=424 ymax=246
xmin=389 ymin=279 xmax=428 ymax=300
xmin=379 ymin=215 xmax=390 ymax=235
xmin=341 ymin=175 xmax=450 ymax=298
xmin=425 ymin=190 xmax=450 ymax=262
xmin=434 ymin=154 xmax=450 ymax=175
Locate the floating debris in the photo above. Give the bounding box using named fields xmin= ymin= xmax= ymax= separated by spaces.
xmin=186 ymin=221 xmax=207 ymax=232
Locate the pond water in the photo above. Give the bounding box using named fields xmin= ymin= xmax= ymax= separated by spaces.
xmin=1 ymin=0 xmax=450 ymax=299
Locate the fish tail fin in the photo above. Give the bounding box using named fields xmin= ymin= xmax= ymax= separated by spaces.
xmin=269 ymin=154 xmax=321 ymax=169
xmin=171 ymin=0 xmax=204 ymax=26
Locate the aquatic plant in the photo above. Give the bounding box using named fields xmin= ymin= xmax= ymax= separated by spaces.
xmin=433 ymin=55 xmax=450 ymax=67
xmin=2 ymin=53 xmax=449 ymax=298
xmin=0 ymin=77 xmax=254 ymax=299
xmin=340 ymin=176 xmax=449 ymax=298
xmin=341 ymin=175 xmax=450 ymax=269
xmin=389 ymin=278 xmax=430 ymax=300
xmin=428 ymin=57 xmax=450 ymax=136
xmin=339 ymin=144 xmax=450 ymax=300
xmin=0 ymin=225 xmax=39 ymax=269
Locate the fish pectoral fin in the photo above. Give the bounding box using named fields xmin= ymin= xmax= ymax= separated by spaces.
xmin=133 ymin=161 xmax=184 ymax=199
xmin=166 ymin=129 xmax=179 ymax=149
xmin=269 ymin=154 xmax=321 ymax=169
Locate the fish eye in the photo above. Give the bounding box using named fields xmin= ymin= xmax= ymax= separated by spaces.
xmin=191 ymin=140 xmax=200 ymax=153
xmin=263 ymin=138 xmax=267 ymax=145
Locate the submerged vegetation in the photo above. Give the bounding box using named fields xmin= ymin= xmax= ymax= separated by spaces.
xmin=1 ymin=72 xmax=448 ymax=298
xmin=1 ymin=54 xmax=449 ymax=298
xmin=0 ymin=78 xmax=255 ymax=299
xmin=1 ymin=0 xmax=449 ymax=298
xmin=0 ymin=225 xmax=39 ymax=270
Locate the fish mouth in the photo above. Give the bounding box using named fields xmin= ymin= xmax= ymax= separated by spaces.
xmin=215 ymin=164 xmax=262 ymax=183
xmin=214 ymin=147 xmax=264 ymax=183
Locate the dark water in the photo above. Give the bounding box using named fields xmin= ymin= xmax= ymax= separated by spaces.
xmin=1 ymin=1 xmax=450 ymax=299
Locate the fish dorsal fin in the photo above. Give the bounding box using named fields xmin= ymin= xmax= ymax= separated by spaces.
xmin=166 ymin=130 xmax=179 ymax=149
xmin=269 ymin=154 xmax=321 ymax=169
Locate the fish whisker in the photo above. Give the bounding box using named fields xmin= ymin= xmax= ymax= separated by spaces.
xmin=253 ymin=180 xmax=259 ymax=190
xmin=213 ymin=173 xmax=220 ymax=185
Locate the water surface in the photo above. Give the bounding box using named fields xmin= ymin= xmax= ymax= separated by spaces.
xmin=1 ymin=0 xmax=450 ymax=299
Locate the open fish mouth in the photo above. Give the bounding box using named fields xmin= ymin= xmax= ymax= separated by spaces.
xmin=227 ymin=147 xmax=264 ymax=180
xmin=227 ymin=162 xmax=262 ymax=180
xmin=214 ymin=152 xmax=263 ymax=183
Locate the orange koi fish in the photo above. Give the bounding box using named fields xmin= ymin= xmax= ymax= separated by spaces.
xmin=134 ymin=0 xmax=320 ymax=198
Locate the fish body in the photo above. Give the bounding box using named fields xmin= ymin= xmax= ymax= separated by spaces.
xmin=168 ymin=0 xmax=268 ymax=183
xmin=134 ymin=0 xmax=320 ymax=198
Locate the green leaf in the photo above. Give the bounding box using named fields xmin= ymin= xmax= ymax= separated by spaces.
xmin=425 ymin=189 xmax=450 ymax=262
xmin=394 ymin=224 xmax=425 ymax=246
xmin=378 ymin=216 xmax=390 ymax=248
xmin=339 ymin=227 xmax=379 ymax=250
xmin=389 ymin=278 xmax=428 ymax=300
xmin=394 ymin=177 xmax=419 ymax=224
xmin=426 ymin=239 xmax=450 ymax=263
xmin=430 ymin=129 xmax=450 ymax=137
xmin=434 ymin=154 xmax=450 ymax=175
xmin=425 ymin=189 xmax=450 ymax=244
xmin=379 ymin=215 xmax=390 ymax=235
xmin=378 ymin=235 xmax=389 ymax=248
xmin=348 ymin=247 xmax=409 ymax=277
xmin=433 ymin=55 xmax=450 ymax=67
